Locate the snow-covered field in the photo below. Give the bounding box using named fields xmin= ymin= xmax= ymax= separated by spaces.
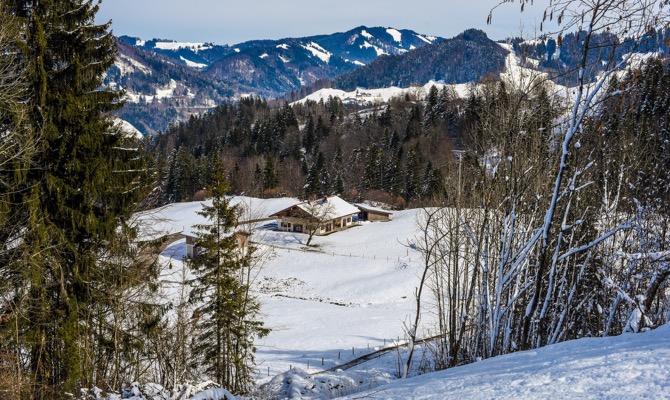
xmin=143 ymin=197 xmax=670 ymax=399
xmin=343 ymin=323 xmax=670 ymax=400
xmin=290 ymin=81 xmax=471 ymax=106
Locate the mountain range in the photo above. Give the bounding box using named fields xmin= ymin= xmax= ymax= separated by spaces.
xmin=108 ymin=26 xmax=457 ymax=134
xmin=106 ymin=27 xmax=552 ymax=134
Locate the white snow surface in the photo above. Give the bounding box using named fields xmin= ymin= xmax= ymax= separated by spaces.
xmin=179 ymin=56 xmax=208 ymax=68
xmin=189 ymin=388 xmax=235 ymax=400
xmin=115 ymin=54 xmax=152 ymax=76
xmin=344 ymin=325 xmax=670 ymax=400
xmin=360 ymin=29 xmax=373 ymax=40
xmin=276 ymin=43 xmax=290 ymax=50
xmin=113 ymin=118 xmax=143 ymax=139
xmin=360 ymin=41 xmax=387 ymax=56
xmin=302 ymin=42 xmax=332 ymax=63
xmin=125 ymin=78 xmax=193 ymax=104
xmin=154 ymin=41 xmax=212 ymax=53
xmin=290 ymin=196 xmax=360 ymax=220
xmin=142 ymin=197 xmax=428 ymax=387
xmin=386 ymin=28 xmax=402 ymax=43
xmin=136 ymin=196 xmax=670 ymax=399
xmin=291 ymin=81 xmax=470 ymax=106
xmin=415 ymin=34 xmax=432 ymax=44
xmin=292 ymin=44 xmax=571 ymax=108
xmin=135 ymin=196 xmax=299 ymax=240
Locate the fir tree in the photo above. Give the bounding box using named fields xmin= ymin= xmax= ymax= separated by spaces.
xmin=2 ymin=0 xmax=148 ymax=394
xmin=189 ymin=162 xmax=269 ymax=393
xmin=263 ymin=155 xmax=279 ymax=193
xmin=302 ymin=113 xmax=316 ymax=152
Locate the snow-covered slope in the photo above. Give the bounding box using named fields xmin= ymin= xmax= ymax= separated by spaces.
xmin=141 ymin=198 xmax=428 ymax=381
xmin=292 ymin=41 xmax=572 ymax=107
xmin=291 ymin=80 xmax=470 ymax=106
xmin=138 ymin=197 xmax=669 ymax=399
xmin=343 ymin=324 xmax=670 ymax=400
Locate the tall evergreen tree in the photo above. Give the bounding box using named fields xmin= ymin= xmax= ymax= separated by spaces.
xmin=263 ymin=155 xmax=279 ymax=193
xmin=189 ymin=162 xmax=269 ymax=393
xmin=2 ymin=0 xmax=148 ymax=395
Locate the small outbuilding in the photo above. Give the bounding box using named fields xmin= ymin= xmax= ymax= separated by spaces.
xmin=182 ymin=230 xmax=251 ymax=259
xmin=356 ymin=203 xmax=393 ymax=222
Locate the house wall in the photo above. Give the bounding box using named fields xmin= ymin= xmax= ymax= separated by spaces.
xmin=276 ymin=214 xmax=355 ymax=235
xmin=186 ymin=236 xmax=195 ymax=258
xmin=278 ymin=216 xmax=307 ymax=233
xmin=183 ymin=233 xmax=249 ymax=259
xmin=367 ymin=212 xmax=391 ymax=222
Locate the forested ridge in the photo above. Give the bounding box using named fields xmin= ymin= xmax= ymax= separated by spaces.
xmin=150 ymin=86 xmax=465 ymax=207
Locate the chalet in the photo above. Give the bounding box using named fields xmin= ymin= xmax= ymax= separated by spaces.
xmin=356 ymin=203 xmax=393 ymax=222
xmin=271 ymin=195 xmax=359 ymax=235
xmin=182 ymin=230 xmax=250 ymax=259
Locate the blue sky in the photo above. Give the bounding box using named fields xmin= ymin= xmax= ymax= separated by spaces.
xmin=96 ymin=0 xmax=547 ymax=45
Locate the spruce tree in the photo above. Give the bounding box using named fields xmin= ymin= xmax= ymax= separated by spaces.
xmin=189 ymin=162 xmax=269 ymax=393
xmin=2 ymin=0 xmax=147 ymax=395
xmin=263 ymin=155 xmax=279 ymax=193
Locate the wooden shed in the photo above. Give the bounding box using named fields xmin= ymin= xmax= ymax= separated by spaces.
xmin=356 ymin=204 xmax=393 ymax=222
xmin=183 ymin=230 xmax=250 ymax=259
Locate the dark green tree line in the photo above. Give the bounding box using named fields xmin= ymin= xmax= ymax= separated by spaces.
xmin=0 ymin=1 xmax=150 ymax=397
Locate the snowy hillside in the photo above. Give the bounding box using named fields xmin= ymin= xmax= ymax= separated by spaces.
xmin=292 ymin=43 xmax=569 ymax=107
xmin=290 ymin=80 xmax=470 ymax=106
xmin=343 ymin=324 xmax=670 ymax=400
xmin=136 ymin=197 xmax=670 ymax=399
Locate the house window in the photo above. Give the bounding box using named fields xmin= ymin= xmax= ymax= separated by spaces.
xmin=347 ymin=217 xmax=352 ymax=223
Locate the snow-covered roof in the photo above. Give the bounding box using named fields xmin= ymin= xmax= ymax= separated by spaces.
xmin=273 ymin=196 xmax=360 ymax=220
xmin=180 ymin=229 xmax=250 ymax=239
xmin=355 ymin=203 xmax=393 ymax=215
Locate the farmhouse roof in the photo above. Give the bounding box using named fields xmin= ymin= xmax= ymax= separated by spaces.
xmin=271 ymin=196 xmax=359 ymax=220
xmin=355 ymin=203 xmax=393 ymax=216
xmin=180 ymin=227 xmax=251 ymax=239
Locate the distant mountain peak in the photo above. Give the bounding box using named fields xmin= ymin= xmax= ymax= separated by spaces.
xmin=108 ymin=26 xmax=447 ymax=133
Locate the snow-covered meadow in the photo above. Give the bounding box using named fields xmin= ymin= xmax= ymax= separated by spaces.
xmin=140 ymin=196 xmax=429 ymax=374
xmin=133 ymin=196 xmax=670 ymax=399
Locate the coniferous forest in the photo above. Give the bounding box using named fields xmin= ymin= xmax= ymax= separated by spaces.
xmin=1 ymin=0 xmax=670 ymax=399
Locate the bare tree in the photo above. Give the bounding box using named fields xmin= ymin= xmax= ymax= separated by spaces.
xmin=298 ymin=198 xmax=336 ymax=246
xmin=408 ymin=0 xmax=670 ymax=374
xmin=0 ymin=11 xmax=35 ymax=397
